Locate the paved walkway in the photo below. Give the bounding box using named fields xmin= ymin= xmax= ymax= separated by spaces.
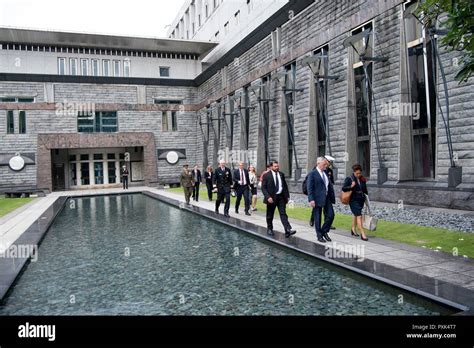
xmin=1 ymin=186 xmax=473 ymax=312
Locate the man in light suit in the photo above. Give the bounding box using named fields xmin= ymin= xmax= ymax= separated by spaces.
xmin=233 ymin=161 xmax=251 ymax=216
xmin=307 ymin=157 xmax=335 ymax=243
xmin=262 ymin=160 xmax=296 ymax=238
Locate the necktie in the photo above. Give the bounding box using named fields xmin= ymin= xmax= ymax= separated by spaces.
xmin=275 ymin=172 xmax=279 ymax=192
xmin=241 ymin=169 xmax=245 ymax=185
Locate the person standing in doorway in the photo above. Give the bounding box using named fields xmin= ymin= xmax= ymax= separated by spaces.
xmin=191 ymin=165 xmax=202 ymax=202
xmin=121 ymin=165 xmax=129 ymax=190
xmin=214 ymin=160 xmax=233 ymax=217
xmin=233 ymin=162 xmax=251 ymax=216
xmin=261 ymin=160 xmax=296 ymax=238
xmin=180 ymin=164 xmax=194 ymax=205
xmin=204 ymin=166 xmax=214 ymax=201
xmin=307 ymin=157 xmax=335 ymax=243
xmin=249 ymin=165 xmax=258 ymax=211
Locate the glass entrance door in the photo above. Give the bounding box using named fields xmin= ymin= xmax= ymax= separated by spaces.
xmin=94 ymin=162 xmax=104 ymax=185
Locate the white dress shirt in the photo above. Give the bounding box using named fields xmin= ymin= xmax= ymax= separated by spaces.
xmin=317 ymin=167 xmax=329 ymax=192
xmin=272 ymin=171 xmax=283 ymax=194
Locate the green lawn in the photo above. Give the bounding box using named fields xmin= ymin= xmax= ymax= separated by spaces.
xmin=167 ymin=187 xmax=474 ymax=258
xmin=0 ymin=197 xmax=34 ymax=217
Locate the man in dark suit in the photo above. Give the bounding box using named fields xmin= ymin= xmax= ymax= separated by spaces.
xmin=307 ymin=157 xmax=335 ymax=243
xmin=213 ymin=160 xmax=233 ymax=217
xmin=233 ymin=161 xmax=251 ymax=216
xmin=309 ymin=155 xmax=336 ymax=230
xmin=191 ymin=165 xmax=202 ymax=202
xmin=261 ymin=160 xmax=296 ymax=238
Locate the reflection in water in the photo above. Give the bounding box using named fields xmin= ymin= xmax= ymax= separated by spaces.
xmin=0 ymin=194 xmax=452 ymax=316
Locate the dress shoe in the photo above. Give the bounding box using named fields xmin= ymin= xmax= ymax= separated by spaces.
xmin=267 ymin=229 xmax=275 ymax=236
xmin=215 ymin=209 xmax=219 ymax=214
xmin=317 ymin=237 xmax=326 ymax=243
xmin=351 ymin=229 xmax=360 ymax=237
xmin=285 ymin=229 xmax=296 ymax=238
xmin=245 ymin=212 xmax=251 ymax=216
xmin=309 ymin=219 xmax=314 ymax=227
xmin=235 ymin=210 xmax=239 ymax=214
xmin=323 ymin=233 xmax=332 ymax=242
xmin=224 ymin=213 xmax=230 ymax=217
xmin=361 ymin=235 xmax=369 ymax=241
xmin=330 ymin=226 xmax=336 ymax=230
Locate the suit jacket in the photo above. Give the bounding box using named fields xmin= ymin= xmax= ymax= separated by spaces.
xmin=204 ymin=171 xmax=214 ymax=183
xmin=191 ymin=169 xmax=202 ymax=184
xmin=213 ymin=167 xmax=233 ymax=193
xmin=180 ymin=169 xmax=194 ymax=188
xmin=233 ymin=168 xmax=250 ymax=189
xmin=307 ymin=168 xmax=336 ymax=207
xmin=262 ymin=170 xmax=290 ymax=204
xmin=342 ymin=176 xmax=368 ymax=202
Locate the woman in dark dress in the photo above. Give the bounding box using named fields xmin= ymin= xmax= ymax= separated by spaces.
xmin=342 ymin=164 xmax=369 ymax=241
xmin=204 ymin=166 xmax=214 ymax=201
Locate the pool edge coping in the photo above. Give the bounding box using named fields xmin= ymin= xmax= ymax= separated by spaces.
xmin=0 ymin=189 xmax=472 ymax=316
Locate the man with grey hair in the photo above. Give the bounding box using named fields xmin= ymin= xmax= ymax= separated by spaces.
xmin=307 ymin=157 xmax=335 ymax=243
xmin=213 ymin=160 xmax=233 ymax=217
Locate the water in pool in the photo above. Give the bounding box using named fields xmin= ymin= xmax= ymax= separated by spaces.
xmin=0 ymin=194 xmax=453 ymax=315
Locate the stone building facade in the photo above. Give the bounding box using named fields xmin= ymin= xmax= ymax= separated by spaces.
xmin=0 ymin=0 xmax=473 ymax=209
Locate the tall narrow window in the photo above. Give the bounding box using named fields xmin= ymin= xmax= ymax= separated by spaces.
xmin=19 ymin=110 xmax=26 ymax=134
xmin=271 ymin=27 xmax=281 ymax=58
xmin=69 ymin=58 xmax=78 ymax=76
xmin=352 ymin=22 xmax=373 ymax=177
xmin=285 ymin=62 xmax=297 ymax=177
xmin=314 ymin=46 xmax=329 ymax=156
xmin=162 ymin=112 xmax=169 ymax=132
xmin=6 ymin=110 xmax=14 ymax=134
xmin=91 ymin=59 xmax=99 ymax=76
xmin=404 ymin=1 xmax=437 ymax=179
xmin=58 ymin=57 xmax=66 ymax=75
xmin=102 ymin=60 xmax=110 ymax=77
xmin=171 ymin=111 xmax=178 ymax=131
xmin=243 ymin=86 xmax=250 ymax=150
xmin=113 ymin=60 xmax=121 ymax=77
xmin=123 ymin=60 xmax=131 ymax=77
xmin=81 ymin=59 xmax=88 ymax=76
xmin=228 ymin=95 xmax=235 ymax=150
xmin=235 ymin=10 xmax=240 ymax=25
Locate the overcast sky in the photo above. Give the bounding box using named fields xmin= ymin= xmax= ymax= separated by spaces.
xmin=0 ymin=0 xmax=186 ymax=38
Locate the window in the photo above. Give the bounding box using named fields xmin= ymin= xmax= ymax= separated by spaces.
xmin=404 ymin=1 xmax=437 ymax=179
xmin=92 ymin=59 xmax=99 ymax=76
xmin=113 ymin=60 xmax=121 ymax=77
xmin=285 ymin=62 xmax=297 ymax=176
xmin=261 ymin=76 xmax=271 ymax=165
xmin=69 ymin=58 xmax=78 ymax=76
xmin=198 ymin=14 xmax=201 ymax=26
xmin=205 ymin=5 xmax=209 ymax=18
xmin=352 ymin=22 xmax=373 ymax=177
xmin=247 ymin=0 xmax=252 ymax=13
xmin=235 ymin=10 xmax=240 ymax=25
xmin=314 ymin=46 xmax=329 ymax=156
xmin=102 ymin=60 xmax=110 ymax=76
xmin=159 ymin=66 xmax=170 ymax=77
xmin=162 ymin=112 xmax=169 ymax=132
xmin=58 ymin=58 xmax=66 ymax=75
xmin=154 ymin=99 xmax=182 ymax=105
xmin=6 ymin=110 xmax=14 ymax=134
xmin=19 ymin=111 xmax=26 ymax=134
xmin=81 ymin=59 xmax=88 ymax=76
xmin=1 ymin=97 xmax=34 ymax=103
xmin=77 ymin=112 xmax=117 ymax=133
xmin=171 ymin=111 xmax=178 ymax=131
xmin=271 ymin=27 xmax=281 ymax=58
xmin=224 ymin=22 xmax=229 ymax=35
xmin=242 ymin=86 xmax=250 ymax=150
xmin=123 ymin=60 xmax=131 ymax=77
xmin=228 ymin=95 xmax=235 ymax=150
xmin=213 ymin=0 xmax=218 ymax=10
xmin=215 ymin=31 xmax=220 ymax=40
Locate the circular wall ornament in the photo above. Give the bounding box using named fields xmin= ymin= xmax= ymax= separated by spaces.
xmin=166 ymin=151 xmax=179 ymax=165
xmin=9 ymin=154 xmax=25 ymax=171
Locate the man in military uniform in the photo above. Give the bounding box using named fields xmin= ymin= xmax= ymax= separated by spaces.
xmin=213 ymin=160 xmax=233 ymax=217
xmin=180 ymin=164 xmax=194 ymax=205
